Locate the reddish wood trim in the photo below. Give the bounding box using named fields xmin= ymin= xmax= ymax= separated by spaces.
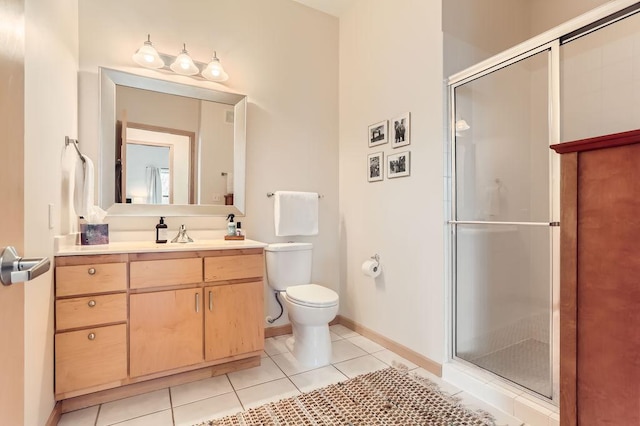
xmin=45 ymin=402 xmax=62 ymax=426
xmin=559 ymin=153 xmax=578 ymax=426
xmin=550 ymin=128 xmax=640 ymax=154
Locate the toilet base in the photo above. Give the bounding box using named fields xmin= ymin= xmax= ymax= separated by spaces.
xmin=286 ymin=322 xmax=332 ymax=368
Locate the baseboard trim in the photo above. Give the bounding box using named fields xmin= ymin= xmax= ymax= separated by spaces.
xmin=45 ymin=402 xmax=62 ymax=426
xmin=336 ymin=315 xmax=442 ymax=377
xmin=265 ymin=318 xmax=340 ymax=338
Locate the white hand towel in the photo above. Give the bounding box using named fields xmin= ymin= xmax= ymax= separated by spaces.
xmin=274 ymin=191 xmax=319 ymax=236
xmin=73 ymin=155 xmax=94 ymax=217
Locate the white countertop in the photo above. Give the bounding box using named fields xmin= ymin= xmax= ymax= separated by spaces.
xmin=55 ymin=239 xmax=268 ymax=256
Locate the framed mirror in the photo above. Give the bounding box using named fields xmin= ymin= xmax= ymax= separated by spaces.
xmin=99 ymin=67 xmax=246 ymax=216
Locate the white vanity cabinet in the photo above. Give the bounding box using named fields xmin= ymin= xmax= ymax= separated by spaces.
xmin=54 ymin=244 xmax=265 ymax=403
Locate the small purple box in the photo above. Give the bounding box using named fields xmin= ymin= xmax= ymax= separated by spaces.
xmin=80 ymin=224 xmax=109 ymax=245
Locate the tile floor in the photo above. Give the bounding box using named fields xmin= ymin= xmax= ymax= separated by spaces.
xmin=58 ymin=324 xmax=525 ymax=426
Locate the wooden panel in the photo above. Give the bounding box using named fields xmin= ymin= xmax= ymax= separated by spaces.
xmin=551 ymin=128 xmax=640 ymax=154
xmin=55 ymin=254 xmax=128 ymax=267
xmin=559 ymin=153 xmax=578 ymax=426
xmin=576 ymin=144 xmax=640 ymax=425
xmin=205 ymin=282 xmax=264 ymax=361
xmin=56 ymin=293 xmax=127 ymax=331
xmin=130 ymin=289 xmax=203 ymax=377
xmin=56 ymin=262 xmax=127 ymax=297
xmin=0 ymin=1 xmax=25 ymax=423
xmin=59 ymin=356 xmax=261 ymax=412
xmin=55 ymin=324 xmax=127 ymax=395
xmin=204 ymin=254 xmax=263 ymax=282
xmin=130 ymin=257 xmax=202 ymax=289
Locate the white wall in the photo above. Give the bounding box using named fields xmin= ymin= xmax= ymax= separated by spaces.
xmin=24 ymin=0 xmax=78 ymax=424
xmin=339 ymin=0 xmax=445 ymax=363
xmin=78 ymin=0 xmax=339 ymax=326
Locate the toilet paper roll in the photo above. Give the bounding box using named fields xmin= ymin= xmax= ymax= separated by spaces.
xmin=362 ymin=260 xmax=381 ymax=278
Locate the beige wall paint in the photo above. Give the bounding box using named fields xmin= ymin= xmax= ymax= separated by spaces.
xmin=78 ymin=0 xmax=339 ymax=326
xmin=24 ymin=0 xmax=78 ymax=424
xmin=339 ymin=0 xmax=445 ymax=363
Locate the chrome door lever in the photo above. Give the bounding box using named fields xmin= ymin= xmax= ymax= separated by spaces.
xmin=0 ymin=246 xmax=51 ymax=286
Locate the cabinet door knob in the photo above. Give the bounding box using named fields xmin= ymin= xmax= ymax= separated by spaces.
xmin=88 ymin=300 xmax=96 ymax=307
xmin=88 ymin=267 xmax=96 ymax=275
xmin=88 ymin=332 xmax=96 ymax=341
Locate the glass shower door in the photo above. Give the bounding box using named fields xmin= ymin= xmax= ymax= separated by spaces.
xmin=452 ymin=49 xmax=556 ymax=398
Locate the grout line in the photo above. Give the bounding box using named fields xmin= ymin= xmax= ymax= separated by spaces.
xmin=168 ymin=386 xmax=176 ymax=426
xmin=94 ymin=404 xmax=101 ymax=426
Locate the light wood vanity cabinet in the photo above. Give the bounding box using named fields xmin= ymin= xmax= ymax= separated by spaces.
xmin=54 ymin=255 xmax=128 ymax=396
xmin=54 ymin=247 xmax=265 ymax=401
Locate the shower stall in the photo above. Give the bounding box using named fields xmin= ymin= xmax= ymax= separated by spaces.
xmin=447 ymin=2 xmax=640 ymax=404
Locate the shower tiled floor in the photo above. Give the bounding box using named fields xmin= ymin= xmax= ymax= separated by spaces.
xmin=58 ymin=325 xmax=524 ymax=426
xmin=473 ymin=339 xmax=551 ymax=397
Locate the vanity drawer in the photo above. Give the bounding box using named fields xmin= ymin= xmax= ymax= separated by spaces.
xmin=55 ymin=323 xmax=127 ymax=395
xmin=204 ymin=254 xmax=264 ymax=282
xmin=130 ymin=257 xmax=202 ymax=289
xmin=56 ymin=262 xmax=127 ymax=297
xmin=56 ymin=293 xmax=127 ymax=331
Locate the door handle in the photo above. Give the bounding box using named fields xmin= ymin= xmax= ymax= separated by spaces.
xmin=0 ymin=246 xmax=51 ymax=286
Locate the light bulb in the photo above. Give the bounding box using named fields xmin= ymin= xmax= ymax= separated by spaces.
xmin=132 ymin=35 xmax=164 ymax=69
xmin=170 ymin=44 xmax=199 ymax=76
xmin=202 ymin=52 xmax=229 ymax=82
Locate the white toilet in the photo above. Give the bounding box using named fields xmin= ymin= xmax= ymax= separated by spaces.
xmin=265 ymin=242 xmax=339 ymax=367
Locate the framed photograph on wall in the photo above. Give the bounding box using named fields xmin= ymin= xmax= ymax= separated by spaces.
xmin=368 ymin=120 xmax=388 ymax=147
xmin=390 ymin=112 xmax=410 ymax=148
xmin=387 ymin=151 xmax=410 ymax=178
xmin=367 ymin=151 xmax=384 ymax=182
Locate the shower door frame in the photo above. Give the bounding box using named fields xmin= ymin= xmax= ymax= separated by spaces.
xmin=444 ymin=0 xmax=640 ymax=406
xmin=447 ymin=41 xmax=561 ymax=403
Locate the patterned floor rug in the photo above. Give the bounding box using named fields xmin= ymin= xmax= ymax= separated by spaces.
xmin=197 ymin=366 xmax=496 ymax=425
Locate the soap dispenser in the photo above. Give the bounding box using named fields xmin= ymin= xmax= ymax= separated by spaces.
xmin=226 ymin=214 xmax=236 ymax=236
xmin=156 ymin=217 xmax=168 ymax=243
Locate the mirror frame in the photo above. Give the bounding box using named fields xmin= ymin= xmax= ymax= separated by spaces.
xmin=99 ymin=67 xmax=246 ymax=216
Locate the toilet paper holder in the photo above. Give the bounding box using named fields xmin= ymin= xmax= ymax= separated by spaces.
xmin=370 ymin=254 xmax=380 ymax=263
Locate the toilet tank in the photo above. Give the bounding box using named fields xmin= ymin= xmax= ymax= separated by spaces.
xmin=265 ymin=243 xmax=312 ymax=291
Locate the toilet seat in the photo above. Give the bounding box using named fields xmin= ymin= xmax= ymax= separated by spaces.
xmin=286 ymin=284 xmax=338 ymax=308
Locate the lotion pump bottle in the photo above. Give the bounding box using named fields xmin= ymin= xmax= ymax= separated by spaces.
xmin=156 ymin=216 xmax=168 ymax=243
xmin=226 ymin=214 xmax=236 ymax=236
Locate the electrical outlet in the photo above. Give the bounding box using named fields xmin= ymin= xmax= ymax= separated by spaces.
xmin=212 ymin=193 xmax=222 ymax=202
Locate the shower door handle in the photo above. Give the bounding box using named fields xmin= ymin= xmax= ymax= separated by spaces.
xmin=0 ymin=246 xmax=51 ymax=286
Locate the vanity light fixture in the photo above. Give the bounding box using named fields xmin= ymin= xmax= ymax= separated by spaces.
xmin=169 ymin=43 xmax=200 ymax=76
xmin=202 ymin=51 xmax=229 ymax=82
xmin=132 ymin=34 xmax=165 ymax=69
xmin=455 ymin=119 xmax=470 ymax=137
xmin=132 ymin=34 xmax=230 ymax=82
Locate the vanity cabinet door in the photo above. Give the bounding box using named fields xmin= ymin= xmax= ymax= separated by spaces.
xmin=204 ymin=282 xmax=264 ymax=361
xmin=130 ymin=288 xmax=203 ymax=377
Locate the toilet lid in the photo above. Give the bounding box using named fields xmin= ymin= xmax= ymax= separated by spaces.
xmin=286 ymin=284 xmax=338 ymax=308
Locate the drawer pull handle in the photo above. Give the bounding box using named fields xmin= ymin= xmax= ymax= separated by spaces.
xmin=88 ymin=267 xmax=96 ymax=275
xmin=88 ymin=332 xmax=96 ymax=341
xmin=195 ymin=292 xmax=200 ymax=313
xmin=88 ymin=300 xmax=96 ymax=307
xmin=209 ymin=291 xmax=213 ymax=311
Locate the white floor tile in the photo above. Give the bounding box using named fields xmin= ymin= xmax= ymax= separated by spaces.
xmin=347 ymin=335 xmax=385 ymax=353
xmin=412 ymin=367 xmax=463 ymax=396
xmin=456 ymin=392 xmax=525 ymax=426
xmin=513 ymin=395 xmax=553 ymax=426
xmin=264 ymin=336 xmax=289 ymax=356
xmin=110 ymin=409 xmax=173 ymax=426
xmin=270 ymin=351 xmax=317 ymax=376
xmin=329 ymin=324 xmax=359 ymax=338
xmin=173 ymin=392 xmax=242 ymax=426
xmin=236 ymin=377 xmax=300 ymax=410
xmin=97 ymin=389 xmax=171 ymax=426
xmin=289 ymin=365 xmax=348 ymax=393
xmin=57 ymin=406 xmax=99 ymax=426
xmin=333 ymin=354 xmax=388 ymax=378
xmin=261 ymin=351 xmax=269 ymax=358
xmin=548 ymin=412 xmax=560 ymax=426
xmin=330 ymin=339 xmax=367 ymax=363
xmin=372 ymin=349 xmax=418 ymax=370
xmin=227 ymin=357 xmax=285 ymax=390
xmin=329 ymin=331 xmax=342 ymax=341
xmin=170 ymin=375 xmax=234 ymax=407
